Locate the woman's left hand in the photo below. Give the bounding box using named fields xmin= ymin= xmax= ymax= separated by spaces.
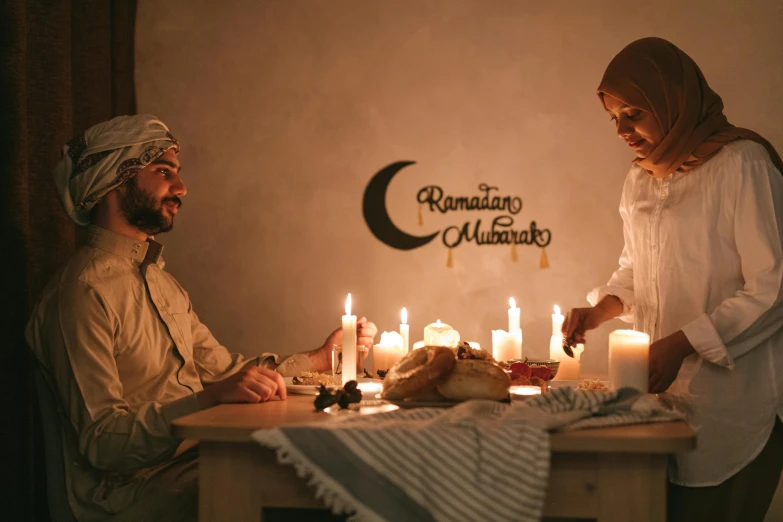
xmin=648 ymin=330 xmax=695 ymax=393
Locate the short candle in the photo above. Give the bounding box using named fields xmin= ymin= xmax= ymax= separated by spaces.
xmin=423 ymin=320 xmax=460 ymax=347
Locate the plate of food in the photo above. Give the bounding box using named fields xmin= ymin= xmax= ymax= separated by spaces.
xmin=284 ymin=372 xmax=381 ymax=395
xmin=549 ymin=379 xmax=610 ymax=391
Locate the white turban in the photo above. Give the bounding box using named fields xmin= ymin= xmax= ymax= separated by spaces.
xmin=53 ymin=114 xmax=180 ymax=226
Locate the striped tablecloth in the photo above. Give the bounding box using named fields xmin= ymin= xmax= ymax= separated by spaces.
xmin=251 ymin=387 xmax=682 ymax=522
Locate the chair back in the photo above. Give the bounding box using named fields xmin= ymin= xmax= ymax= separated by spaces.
xmin=33 ymin=365 xmax=77 ymax=522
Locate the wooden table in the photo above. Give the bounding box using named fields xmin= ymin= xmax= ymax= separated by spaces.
xmin=173 ymin=395 xmax=695 ymax=522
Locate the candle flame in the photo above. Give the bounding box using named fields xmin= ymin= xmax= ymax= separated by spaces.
xmin=436 ymin=319 xmax=441 ymax=325
xmin=554 ymin=304 xmax=561 ymax=315
xmin=509 ymin=297 xmax=516 ymax=309
xmin=345 ymin=293 xmax=352 ymax=316
xmin=401 ymin=307 xmax=407 ymax=324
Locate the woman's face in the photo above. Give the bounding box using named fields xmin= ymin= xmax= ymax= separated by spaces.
xmin=602 ymin=93 xmax=664 ymax=159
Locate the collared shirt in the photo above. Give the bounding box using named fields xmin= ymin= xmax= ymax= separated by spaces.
xmin=26 ymin=225 xmax=312 ymax=520
xmin=589 ymin=140 xmax=783 ymax=486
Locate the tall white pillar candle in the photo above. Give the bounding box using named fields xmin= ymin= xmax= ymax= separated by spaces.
xmin=400 ymin=308 xmax=410 ymax=354
xmin=549 ymin=305 xmax=566 ymax=362
xmin=552 ymin=305 xmax=565 ymax=337
xmin=342 ymin=293 xmax=357 ymax=384
xmin=609 ymin=330 xmax=650 ymax=392
xmin=549 ymin=305 xmax=567 ymax=380
xmin=508 ymin=298 xmax=521 ymax=333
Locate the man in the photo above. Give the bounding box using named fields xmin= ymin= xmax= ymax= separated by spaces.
xmin=26 ymin=115 xmax=377 ymax=521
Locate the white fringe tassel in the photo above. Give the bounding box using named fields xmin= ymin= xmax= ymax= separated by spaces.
xmin=252 ymin=430 xmax=385 ymax=522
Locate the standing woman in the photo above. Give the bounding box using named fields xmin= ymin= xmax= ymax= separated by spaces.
xmin=563 ymin=37 xmax=783 ymax=522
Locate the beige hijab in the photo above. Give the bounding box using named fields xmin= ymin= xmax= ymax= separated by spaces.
xmin=597 ymin=37 xmax=783 ymax=178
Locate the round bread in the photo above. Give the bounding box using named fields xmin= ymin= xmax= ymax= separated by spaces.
xmin=436 ymin=360 xmax=510 ymax=401
xmin=407 ymin=386 xmax=449 ymax=402
xmin=381 ymin=346 xmax=456 ymax=400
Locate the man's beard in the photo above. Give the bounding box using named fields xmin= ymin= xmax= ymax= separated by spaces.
xmin=119 ymin=177 xmax=181 ymax=235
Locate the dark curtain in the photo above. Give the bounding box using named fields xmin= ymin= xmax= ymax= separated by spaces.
xmin=0 ymin=1 xmax=137 ymax=520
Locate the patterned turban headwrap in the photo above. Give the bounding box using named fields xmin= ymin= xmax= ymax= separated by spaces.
xmin=53 ymin=114 xmax=180 ymax=226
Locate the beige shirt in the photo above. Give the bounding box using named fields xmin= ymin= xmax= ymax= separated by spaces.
xmin=26 ymin=225 xmax=312 ymax=520
xmin=589 ymin=140 xmax=783 ymax=486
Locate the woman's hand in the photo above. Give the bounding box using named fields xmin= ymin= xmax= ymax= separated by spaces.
xmin=648 ymin=330 xmax=695 ymax=393
xmin=562 ymin=295 xmax=624 ymax=345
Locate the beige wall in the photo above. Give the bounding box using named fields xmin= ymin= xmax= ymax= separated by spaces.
xmin=137 ymin=1 xmax=783 ymax=516
xmin=135 ymin=1 xmax=783 ymax=373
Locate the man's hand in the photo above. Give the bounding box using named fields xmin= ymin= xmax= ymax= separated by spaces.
xmin=197 ymin=366 xmax=287 ymax=409
xmin=309 ymin=317 xmax=378 ymax=373
xmin=648 ymin=330 xmax=695 ymax=393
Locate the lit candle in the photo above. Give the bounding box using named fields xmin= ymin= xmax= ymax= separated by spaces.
xmin=400 ymin=308 xmax=410 ymax=354
xmin=423 ymin=320 xmax=460 ymax=347
xmin=510 ymin=385 xmax=542 ymax=398
xmin=342 ymin=294 xmax=357 ymax=384
xmin=508 ymin=297 xmax=520 ymax=333
xmin=609 ymin=330 xmax=650 ymax=392
xmin=492 ymin=329 xmax=522 ymax=362
xmin=551 ymin=305 xmax=565 ymax=336
xmin=412 ymin=340 xmax=425 ymax=350
xmin=549 ymin=305 xmax=567 ymax=380
xmin=372 ymin=331 xmax=405 ymax=377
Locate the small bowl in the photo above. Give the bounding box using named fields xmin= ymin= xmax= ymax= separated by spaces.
xmin=508 ymin=359 xmax=560 ymax=380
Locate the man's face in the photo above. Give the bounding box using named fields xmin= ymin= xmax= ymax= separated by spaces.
xmin=119 ymin=149 xmax=186 ymax=235
xmin=602 ymin=93 xmax=664 ymax=160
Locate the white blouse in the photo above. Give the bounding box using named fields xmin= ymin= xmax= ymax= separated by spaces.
xmin=589 ymin=140 xmax=783 ymax=486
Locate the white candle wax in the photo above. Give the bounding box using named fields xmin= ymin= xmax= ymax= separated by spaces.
xmin=423 ymin=320 xmax=460 ymax=347
xmin=400 ymin=308 xmax=410 ymax=354
xmin=552 ymin=304 xmax=565 ymax=337
xmin=412 ymin=340 xmax=425 ymax=350
xmin=372 ymin=331 xmax=405 ymax=376
xmin=557 ymin=343 xmax=582 ymax=381
xmin=510 ymin=385 xmax=542 ymax=397
xmin=508 ymin=297 xmax=521 ymax=333
xmin=549 ymin=335 xmax=565 ymax=380
xmin=466 ymin=341 xmax=481 ymax=350
xmin=342 ymin=294 xmax=357 ymax=383
xmin=609 ymin=330 xmax=650 ymax=392
xmin=492 ymin=329 xmax=522 ymax=362
xmin=356 ymin=381 xmax=384 ymax=396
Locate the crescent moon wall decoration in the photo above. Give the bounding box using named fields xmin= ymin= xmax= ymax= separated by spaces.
xmin=362 ymin=161 xmax=440 ymax=251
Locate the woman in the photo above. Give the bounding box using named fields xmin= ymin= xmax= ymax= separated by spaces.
xmin=563 ymin=37 xmax=783 ymax=522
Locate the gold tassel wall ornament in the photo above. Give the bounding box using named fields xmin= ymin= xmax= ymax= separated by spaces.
xmin=511 ymin=242 xmax=518 ymax=262
xmin=539 ymin=247 xmax=550 ymax=269
xmin=418 ymin=204 xmax=424 ymax=227
xmin=446 ymin=248 xmax=454 ymax=268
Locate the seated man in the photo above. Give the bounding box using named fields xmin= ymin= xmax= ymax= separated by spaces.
xmin=26 ymin=114 xmax=377 ymax=521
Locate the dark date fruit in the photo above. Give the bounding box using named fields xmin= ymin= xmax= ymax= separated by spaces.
xmin=313 ymin=381 xmax=363 ymax=411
